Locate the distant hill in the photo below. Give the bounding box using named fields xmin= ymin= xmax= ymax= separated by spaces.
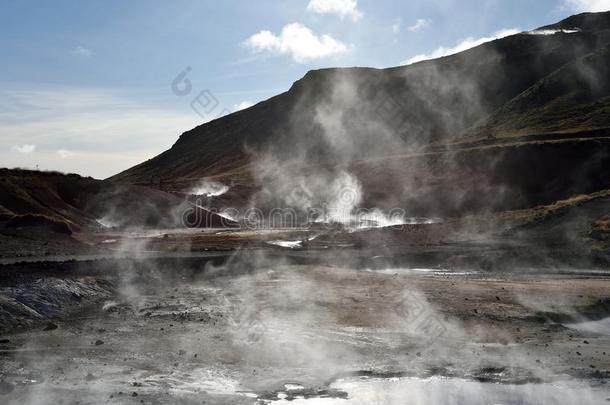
xmin=107 ymin=12 xmax=610 ymax=217
xmin=0 ymin=169 xmax=234 ymax=231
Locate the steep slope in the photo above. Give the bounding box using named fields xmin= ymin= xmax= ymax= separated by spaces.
xmin=462 ymin=45 xmax=610 ymax=140
xmin=0 ymin=170 xmax=103 ymax=229
xmin=537 ymin=10 xmax=610 ymax=31
xmin=108 ymin=12 xmax=610 ymax=219
xmin=0 ymin=169 xmax=235 ymax=231
xmin=111 ymin=12 xmax=610 ymax=186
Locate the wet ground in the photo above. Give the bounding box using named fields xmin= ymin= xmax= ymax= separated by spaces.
xmin=1 ymin=260 xmax=609 ymax=404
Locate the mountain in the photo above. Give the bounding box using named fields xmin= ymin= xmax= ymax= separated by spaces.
xmin=111 ymin=12 xmax=610 ymax=217
xmin=463 ymin=45 xmax=610 ymax=140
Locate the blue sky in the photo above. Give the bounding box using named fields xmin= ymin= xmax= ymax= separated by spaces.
xmin=1 ymin=0 xmax=608 ymax=178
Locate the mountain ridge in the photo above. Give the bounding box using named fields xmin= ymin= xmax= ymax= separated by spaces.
xmin=109 ymin=11 xmax=610 ymax=217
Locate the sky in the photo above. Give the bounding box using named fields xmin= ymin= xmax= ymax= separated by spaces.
xmin=1 ymin=0 xmax=609 ymax=179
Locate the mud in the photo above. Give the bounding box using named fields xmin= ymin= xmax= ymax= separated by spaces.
xmin=0 ymin=257 xmax=609 ymax=404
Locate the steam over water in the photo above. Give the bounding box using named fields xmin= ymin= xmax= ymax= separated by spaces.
xmin=2 ymin=258 xmax=609 ymax=405
xmin=262 ymin=376 xmax=608 ymax=404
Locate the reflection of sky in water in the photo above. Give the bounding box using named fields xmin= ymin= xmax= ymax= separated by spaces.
xmin=566 ymin=317 xmax=610 ymax=335
xmin=267 ymin=240 xmax=303 ymax=248
xmin=264 ymin=376 xmax=609 ymax=405
xmin=368 ymin=268 xmax=477 ymax=276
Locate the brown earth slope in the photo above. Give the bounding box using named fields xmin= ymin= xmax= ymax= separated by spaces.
xmin=0 ymin=169 xmax=235 ymax=231
xmin=109 ymin=12 xmax=610 ymax=219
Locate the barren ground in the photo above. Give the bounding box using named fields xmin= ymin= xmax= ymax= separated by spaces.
xmin=1 ymin=251 xmax=609 ymax=404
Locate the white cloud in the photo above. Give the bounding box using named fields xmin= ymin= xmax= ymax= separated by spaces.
xmin=407 ymin=19 xmax=430 ymax=33
xmin=244 ymin=22 xmax=349 ymax=63
xmin=0 ymin=87 xmax=200 ymax=178
xmin=562 ymin=0 xmax=610 ymax=12
xmin=306 ymin=0 xmax=363 ymax=21
xmin=404 ymin=28 xmax=520 ymax=65
xmin=528 ymin=28 xmax=580 ymax=35
xmin=1 ymin=149 xmax=155 ymax=178
xmin=57 ymin=149 xmax=75 ymax=158
xmin=392 ymin=18 xmax=402 ymax=34
xmin=12 ymin=144 xmax=36 ymax=154
xmin=234 ymin=101 xmax=254 ymax=111
xmin=72 ymin=46 xmax=93 ymax=57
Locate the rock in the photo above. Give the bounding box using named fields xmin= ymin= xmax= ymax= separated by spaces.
xmin=0 ymin=339 xmax=10 ymax=344
xmin=85 ymin=373 xmax=96 ymax=381
xmin=43 ymin=322 xmax=58 ymax=331
xmin=94 ymin=340 xmax=104 ymax=346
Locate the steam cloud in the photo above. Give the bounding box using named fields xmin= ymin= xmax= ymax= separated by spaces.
xmin=189 ymin=180 xmax=229 ymax=197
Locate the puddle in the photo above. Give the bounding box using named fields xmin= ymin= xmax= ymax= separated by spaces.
xmin=267 ymin=240 xmax=303 ymax=249
xmin=402 ymin=217 xmax=444 ymax=225
xmin=566 ymin=317 xmax=610 ymax=335
xmin=367 ymin=268 xmax=477 ymax=276
xmin=261 ymin=376 xmax=609 ymax=404
xmin=143 ymin=368 xmax=245 ymax=396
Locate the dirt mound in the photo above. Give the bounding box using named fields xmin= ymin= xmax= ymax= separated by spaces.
xmin=85 ymin=183 xmax=237 ymax=229
xmin=0 ymin=169 xmax=237 ymax=231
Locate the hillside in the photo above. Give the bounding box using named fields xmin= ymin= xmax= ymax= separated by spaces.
xmin=0 ymin=169 xmax=235 ymax=231
xmin=107 ymin=12 xmax=610 ymax=218
xmin=112 ymin=12 xmax=610 ymax=193
xmin=462 ymin=45 xmax=610 ymax=140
